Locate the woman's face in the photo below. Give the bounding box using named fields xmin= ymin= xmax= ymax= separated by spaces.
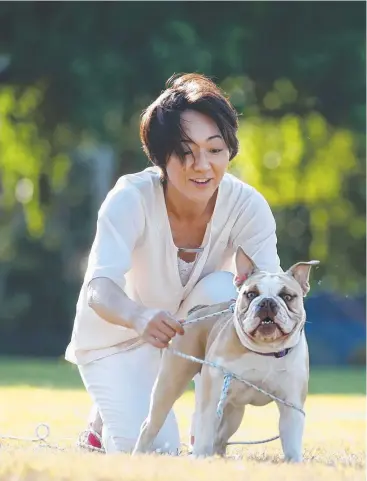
xmin=165 ymin=110 xmax=230 ymax=205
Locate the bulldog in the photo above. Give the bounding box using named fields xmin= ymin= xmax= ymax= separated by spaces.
xmin=133 ymin=248 xmax=319 ymax=462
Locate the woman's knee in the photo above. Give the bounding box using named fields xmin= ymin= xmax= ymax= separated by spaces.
xmin=79 ymin=348 xmax=164 ymax=453
xmin=185 ymin=271 xmax=237 ymax=310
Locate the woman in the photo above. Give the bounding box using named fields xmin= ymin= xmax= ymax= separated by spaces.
xmin=65 ymin=73 xmax=281 ymax=454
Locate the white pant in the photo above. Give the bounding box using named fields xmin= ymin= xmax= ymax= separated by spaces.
xmin=79 ymin=271 xmax=237 ymax=453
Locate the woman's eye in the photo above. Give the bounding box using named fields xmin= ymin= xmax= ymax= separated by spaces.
xmin=210 ymin=149 xmax=223 ymax=154
xmin=246 ymin=291 xmax=258 ymax=300
xmin=183 ymin=150 xmax=193 ymax=156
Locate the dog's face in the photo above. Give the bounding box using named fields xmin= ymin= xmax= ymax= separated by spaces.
xmin=234 ymin=248 xmax=319 ymax=345
xmin=236 ymin=272 xmax=305 ymax=343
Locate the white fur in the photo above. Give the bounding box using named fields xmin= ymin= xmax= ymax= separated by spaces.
xmin=192 ymin=333 xmax=308 ymax=461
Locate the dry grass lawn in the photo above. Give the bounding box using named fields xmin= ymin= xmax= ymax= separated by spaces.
xmin=0 ymin=386 xmax=365 ymax=481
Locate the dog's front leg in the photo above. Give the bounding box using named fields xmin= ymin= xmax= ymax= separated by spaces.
xmin=277 ymin=400 xmax=305 ymax=462
xmin=133 ymin=350 xmax=201 ymax=455
xmin=192 ymin=367 xmax=224 ymax=457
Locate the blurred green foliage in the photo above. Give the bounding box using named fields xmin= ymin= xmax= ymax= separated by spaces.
xmin=0 ymin=2 xmax=365 ymax=355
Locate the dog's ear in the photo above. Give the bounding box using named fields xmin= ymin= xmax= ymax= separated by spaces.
xmin=234 ymin=247 xmax=259 ymax=289
xmin=286 ymin=260 xmax=320 ymax=297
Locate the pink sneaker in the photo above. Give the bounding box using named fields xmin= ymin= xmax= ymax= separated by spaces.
xmin=77 ymin=427 xmax=105 ymax=453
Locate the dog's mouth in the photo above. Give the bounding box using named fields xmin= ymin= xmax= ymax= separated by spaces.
xmin=260 ymin=316 xmax=275 ymax=326
xmin=250 ymin=316 xmax=285 ymax=338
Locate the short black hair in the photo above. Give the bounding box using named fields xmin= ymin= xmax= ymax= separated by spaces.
xmin=140 ymin=73 xmax=239 ymax=174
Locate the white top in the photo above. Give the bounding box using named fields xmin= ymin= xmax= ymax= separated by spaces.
xmin=177 ymin=257 xmax=195 ymax=286
xmin=65 ymin=167 xmax=281 ymax=365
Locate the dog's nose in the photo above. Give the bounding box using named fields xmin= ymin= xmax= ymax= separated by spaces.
xmin=258 ymin=298 xmax=278 ymax=313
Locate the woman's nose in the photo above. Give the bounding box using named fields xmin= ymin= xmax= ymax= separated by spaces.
xmin=192 ymin=150 xmax=210 ymax=171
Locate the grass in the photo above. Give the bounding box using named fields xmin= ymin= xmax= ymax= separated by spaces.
xmin=0 ymin=358 xmax=365 ymax=480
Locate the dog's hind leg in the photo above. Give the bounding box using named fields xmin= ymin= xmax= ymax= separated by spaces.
xmin=132 ymin=350 xmax=201 ymax=455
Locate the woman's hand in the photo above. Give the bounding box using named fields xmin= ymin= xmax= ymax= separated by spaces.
xmin=133 ymin=309 xmax=185 ymax=349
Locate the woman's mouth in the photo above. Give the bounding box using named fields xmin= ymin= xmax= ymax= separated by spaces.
xmin=190 ymin=178 xmax=212 ymax=187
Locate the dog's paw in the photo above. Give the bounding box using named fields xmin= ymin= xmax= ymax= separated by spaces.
xmin=284 ymin=454 xmax=303 ymax=463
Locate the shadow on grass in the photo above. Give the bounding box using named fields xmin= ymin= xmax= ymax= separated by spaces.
xmin=0 ymin=357 xmax=365 ymax=394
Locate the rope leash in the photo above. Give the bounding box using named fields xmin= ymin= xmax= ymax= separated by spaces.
xmin=0 ymin=303 xmax=304 ymax=450
xmin=216 ymin=374 xmax=232 ymax=419
xmin=168 ymin=347 xmax=305 ymax=416
xmin=0 ymin=423 xmax=67 ymax=451
xmin=180 ymin=305 xmax=235 ymax=326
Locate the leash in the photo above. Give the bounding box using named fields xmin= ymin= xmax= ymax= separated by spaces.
xmin=0 ymin=423 xmax=67 ymax=451
xmin=0 ymin=303 xmax=304 ymax=451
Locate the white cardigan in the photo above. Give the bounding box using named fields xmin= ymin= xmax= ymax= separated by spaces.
xmin=65 ymin=167 xmax=281 ymax=365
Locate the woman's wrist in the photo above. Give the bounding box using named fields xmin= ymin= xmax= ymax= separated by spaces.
xmin=131 ymin=307 xmax=158 ymax=336
xmin=88 ymin=277 xmax=148 ymax=331
xmin=128 ymin=306 xmax=149 ymax=334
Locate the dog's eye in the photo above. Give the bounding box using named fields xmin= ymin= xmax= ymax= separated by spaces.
xmin=246 ymin=291 xmax=258 ymax=300
xmin=282 ymin=294 xmax=293 ymax=302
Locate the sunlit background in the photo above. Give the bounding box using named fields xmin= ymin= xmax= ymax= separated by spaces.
xmin=0 ymin=2 xmax=365 ymax=368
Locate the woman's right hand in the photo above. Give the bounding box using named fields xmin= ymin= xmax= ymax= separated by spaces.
xmin=133 ymin=309 xmax=185 ymax=349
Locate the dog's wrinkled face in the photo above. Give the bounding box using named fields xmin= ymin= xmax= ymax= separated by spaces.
xmin=234 ymin=248 xmax=319 ymax=346
xmin=236 ymin=273 xmax=305 ymax=343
